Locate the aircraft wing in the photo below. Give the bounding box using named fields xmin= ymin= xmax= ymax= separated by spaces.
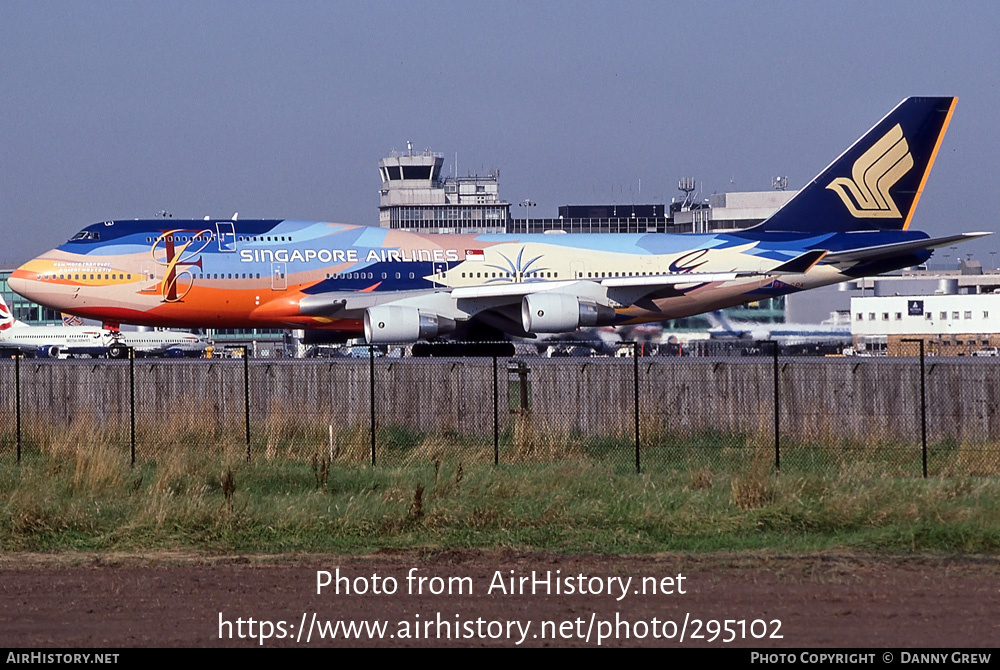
xmin=441 ymin=270 xmax=767 ymax=336
xmin=260 ymin=270 xmax=757 ymax=324
xmin=451 ymin=272 xmax=745 ymax=299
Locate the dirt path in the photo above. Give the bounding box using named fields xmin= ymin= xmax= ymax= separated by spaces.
xmin=1 ymin=551 xmax=997 ymax=647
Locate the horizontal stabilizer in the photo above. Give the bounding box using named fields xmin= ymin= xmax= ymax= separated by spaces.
xmin=823 ymin=232 xmax=990 ymax=265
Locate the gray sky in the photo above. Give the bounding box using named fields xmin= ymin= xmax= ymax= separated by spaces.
xmin=2 ymin=1 xmax=999 ymax=267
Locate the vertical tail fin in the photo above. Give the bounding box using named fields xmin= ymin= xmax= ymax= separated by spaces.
xmin=754 ymin=97 xmax=957 ymax=233
xmin=0 ymin=293 xmax=22 ymax=331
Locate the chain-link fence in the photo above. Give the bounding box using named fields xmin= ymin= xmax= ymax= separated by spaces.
xmin=3 ymin=344 xmax=1000 ymax=476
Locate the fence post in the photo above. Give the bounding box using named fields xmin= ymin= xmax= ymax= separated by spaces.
xmin=243 ymin=350 xmax=251 ymax=463
xmin=902 ymin=338 xmax=928 ymax=477
xmin=516 ymin=362 xmax=529 ymax=411
xmin=632 ymin=341 xmax=640 ymax=474
xmin=369 ymin=344 xmax=376 ymax=467
xmin=129 ymin=347 xmax=136 ymax=467
xmin=15 ymin=353 xmax=21 ymax=465
xmin=762 ymin=340 xmax=780 ymax=473
xmin=493 ymin=355 xmax=499 ymax=466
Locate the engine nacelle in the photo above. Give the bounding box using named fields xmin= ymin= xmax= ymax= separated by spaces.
xmin=521 ymin=293 xmax=613 ymax=334
xmin=36 ymin=345 xmax=60 ymax=358
xmin=364 ymin=305 xmax=455 ymax=343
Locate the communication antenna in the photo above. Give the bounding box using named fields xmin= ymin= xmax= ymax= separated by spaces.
xmin=677 ymin=178 xmax=696 ymax=210
xmin=772 ymin=175 xmax=788 ymax=191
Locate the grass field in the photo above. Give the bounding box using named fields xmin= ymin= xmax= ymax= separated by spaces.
xmin=2 ymin=425 xmax=1000 ymax=555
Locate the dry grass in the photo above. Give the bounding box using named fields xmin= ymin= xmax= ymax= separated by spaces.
xmin=730 ymin=444 xmax=777 ymax=510
xmin=510 ymin=412 xmax=588 ymax=462
xmin=942 ymin=441 xmax=1000 ymax=477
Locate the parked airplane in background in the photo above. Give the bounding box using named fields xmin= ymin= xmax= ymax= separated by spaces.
xmin=8 ymin=97 xmax=986 ymax=346
xmin=0 ymin=294 xmax=105 ymax=357
xmin=111 ymin=329 xmax=209 ymax=358
xmin=705 ymin=311 xmax=852 ymax=346
xmin=0 ymin=294 xmax=208 ymax=358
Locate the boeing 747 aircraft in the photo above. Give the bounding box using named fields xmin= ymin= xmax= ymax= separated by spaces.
xmin=8 ymin=97 xmax=986 ymax=345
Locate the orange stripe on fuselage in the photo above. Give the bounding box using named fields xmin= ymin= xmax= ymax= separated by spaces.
xmin=11 ymin=262 xmax=137 ymax=288
xmin=136 ymin=283 xmax=360 ymax=330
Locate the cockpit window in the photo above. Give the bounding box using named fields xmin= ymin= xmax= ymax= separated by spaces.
xmin=69 ymin=231 xmax=100 ymax=241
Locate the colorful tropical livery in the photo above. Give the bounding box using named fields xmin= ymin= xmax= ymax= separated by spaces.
xmin=9 ymin=97 xmax=985 ymax=346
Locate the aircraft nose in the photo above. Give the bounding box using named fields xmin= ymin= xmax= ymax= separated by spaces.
xmin=8 ymin=262 xmax=48 ymax=305
xmin=7 ymin=274 xmax=27 ymax=297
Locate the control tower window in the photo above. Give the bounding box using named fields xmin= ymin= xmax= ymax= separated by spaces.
xmin=387 ymin=166 xmax=402 ymax=180
xmin=402 ymin=165 xmax=432 ymax=180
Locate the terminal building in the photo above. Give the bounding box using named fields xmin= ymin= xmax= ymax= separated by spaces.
xmin=848 ymin=262 xmax=1000 ymax=356
xmin=378 ymin=145 xmax=797 ymax=236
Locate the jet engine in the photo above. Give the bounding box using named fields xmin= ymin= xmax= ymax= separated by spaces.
xmin=364 ymin=305 xmax=455 ymax=343
xmin=521 ymin=293 xmax=614 ymax=334
xmin=36 ymin=345 xmax=60 ymax=358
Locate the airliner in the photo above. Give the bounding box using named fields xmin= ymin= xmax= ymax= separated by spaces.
xmin=0 ymin=294 xmax=106 ymax=357
xmin=8 ymin=97 xmax=986 ymax=345
xmin=110 ymin=329 xmax=209 ymax=358
xmin=0 ymin=294 xmax=208 ymax=358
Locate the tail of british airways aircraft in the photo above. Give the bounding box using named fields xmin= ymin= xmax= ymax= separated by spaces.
xmin=755 ymin=96 xmax=957 ymax=234
xmin=0 ymin=294 xmax=21 ymax=331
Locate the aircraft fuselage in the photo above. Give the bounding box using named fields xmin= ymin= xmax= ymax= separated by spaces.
xmin=8 ymin=219 xmax=931 ymax=335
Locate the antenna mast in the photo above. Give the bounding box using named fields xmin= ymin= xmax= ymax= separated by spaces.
xmin=677 ymin=178 xmax=696 ymax=210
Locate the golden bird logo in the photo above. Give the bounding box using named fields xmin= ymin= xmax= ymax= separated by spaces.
xmin=826 ymin=123 xmax=913 ymax=218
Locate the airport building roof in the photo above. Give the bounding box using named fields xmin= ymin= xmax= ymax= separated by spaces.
xmin=377 ymin=145 xmax=792 ymax=234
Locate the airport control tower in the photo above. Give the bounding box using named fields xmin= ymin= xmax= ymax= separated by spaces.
xmin=378 ymin=143 xmax=510 ymax=234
